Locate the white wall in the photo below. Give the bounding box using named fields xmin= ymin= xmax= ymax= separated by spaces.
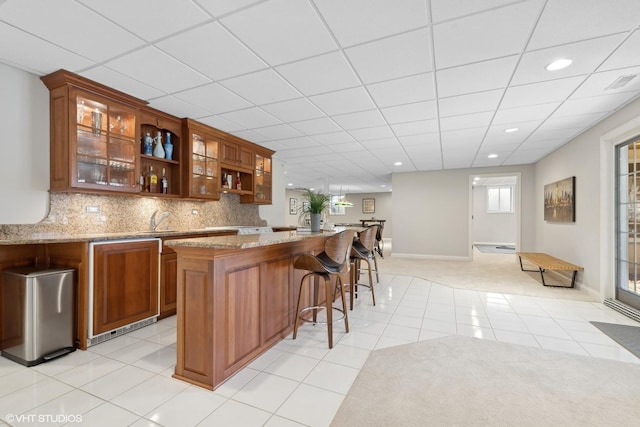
xmin=258 ymin=158 xmax=286 ymax=226
xmin=472 ymin=185 xmax=516 ymax=244
xmin=0 ymin=64 xmax=50 ymax=223
xmin=283 ymin=189 xmax=392 ymax=238
xmin=392 ymin=165 xmax=535 ymax=259
xmin=535 ymin=96 xmax=640 ymax=297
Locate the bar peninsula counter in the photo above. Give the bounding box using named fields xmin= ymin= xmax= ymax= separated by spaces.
xmin=166 ymin=230 xmax=344 ymax=390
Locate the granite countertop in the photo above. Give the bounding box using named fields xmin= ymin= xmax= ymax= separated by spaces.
xmin=165 ymin=230 xmax=332 ymax=250
xmin=0 ymin=226 xmax=293 ymax=245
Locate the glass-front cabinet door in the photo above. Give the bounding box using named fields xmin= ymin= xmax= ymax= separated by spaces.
xmin=74 ymin=91 xmax=138 ymax=192
xmin=183 ymin=120 xmax=219 ymax=199
xmin=254 ymin=153 xmax=272 ymax=203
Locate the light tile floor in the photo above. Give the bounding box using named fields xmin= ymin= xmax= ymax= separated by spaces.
xmin=1 ymin=273 xmax=639 ymax=427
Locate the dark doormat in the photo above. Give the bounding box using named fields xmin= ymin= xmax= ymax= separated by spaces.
xmin=590 ymin=321 xmax=640 ymax=359
xmin=474 ymin=244 xmax=515 ymax=254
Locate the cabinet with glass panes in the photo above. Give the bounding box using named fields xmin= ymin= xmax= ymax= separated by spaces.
xmin=41 ymin=70 xmax=143 ymax=193
xmin=240 ymin=148 xmax=274 ymax=204
xmin=182 ymin=119 xmax=221 ymax=200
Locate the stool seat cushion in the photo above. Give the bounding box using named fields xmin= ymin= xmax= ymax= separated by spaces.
xmin=294 ymin=252 xmax=343 ymax=274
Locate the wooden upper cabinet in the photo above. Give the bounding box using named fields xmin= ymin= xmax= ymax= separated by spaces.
xmin=240 ymin=148 xmax=274 ymax=204
xmin=41 ymin=70 xmax=275 ymax=203
xmin=41 ymin=70 xmax=145 ymax=194
xmin=182 ymin=119 xmax=221 ymax=200
xmin=221 ymin=140 xmax=254 ymax=170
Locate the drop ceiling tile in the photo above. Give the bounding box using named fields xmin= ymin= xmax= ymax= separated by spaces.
xmin=438 ymin=90 xmax=503 ymax=117
xmin=528 ymin=0 xmax=640 ymax=50
xmin=147 ymin=95 xmax=211 ymax=119
xmin=504 ymin=147 xmax=553 ymax=164
xmin=430 ymin=0 xmax=519 ymax=23
xmin=219 ymin=107 xmax=281 ymax=129
xmin=197 ymin=115 xmax=245 ymax=133
xmin=0 ymin=23 xmax=94 ymax=75
xmin=345 ymin=28 xmax=431 ymax=84
xmin=277 ymin=52 xmax=360 ymax=96
xmin=105 ymin=46 xmax=211 ymax=93
xmin=174 ymin=83 xmax=252 ymax=114
xmin=493 ymin=103 xmax=560 ymax=125
xmin=599 ymin=30 xmax=640 ymax=72
xmin=80 ymin=66 xmax=166 ymax=100
xmin=261 ymin=98 xmax=326 ymax=123
xmin=332 ymin=110 xmax=386 ymax=130
xmin=309 ymin=87 xmax=375 ymax=115
xmin=79 ymin=0 xmax=210 ymax=42
xmin=367 ymin=73 xmax=435 ymax=108
xmin=315 ymin=0 xmax=428 ymax=47
xmin=275 ymin=137 xmax=320 ymax=150
xmin=348 ymin=126 xmax=395 ymax=141
xmin=500 ymin=76 xmax=585 ymax=109
xmin=219 ymin=69 xmax=301 ymax=105
xmin=440 ymin=127 xmax=487 ymax=146
xmin=0 ymin=0 xmax=145 ymax=62
xmin=555 ymin=92 xmax=638 ymax=116
xmin=571 ymin=66 xmax=640 ymax=99
xmin=196 ymin=0 xmax=263 ymax=17
xmin=433 ymin=1 xmax=540 ymax=69
xmin=290 ymin=117 xmax=342 ymax=135
xmin=538 ymin=112 xmax=607 ymax=132
xmin=381 ymin=101 xmax=437 ymax=124
xmin=156 ymin=22 xmax=266 ymax=80
xmin=329 ymin=142 xmax=364 ymax=153
xmin=230 ymin=129 xmax=271 ymax=143
xmin=311 ymin=132 xmax=355 ymax=145
xmin=439 ymin=111 xmax=493 ymax=132
xmin=512 ymin=34 xmax=626 ymax=86
xmin=359 ymin=138 xmax=402 ymax=150
xmin=399 ymin=133 xmax=441 ymax=147
xmin=436 ymin=56 xmax=518 ymax=98
xmin=391 ymin=119 xmax=439 ymax=137
xmin=221 ymin=0 xmax=336 ymax=65
xmin=252 ymin=124 xmax=303 ymax=140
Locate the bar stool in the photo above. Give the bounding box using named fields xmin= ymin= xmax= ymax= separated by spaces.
xmin=293 ymin=230 xmax=354 ymax=348
xmin=347 ymin=225 xmax=380 ymax=310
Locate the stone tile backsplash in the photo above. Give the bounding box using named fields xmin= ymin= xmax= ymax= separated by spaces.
xmin=0 ymin=192 xmax=265 ymax=239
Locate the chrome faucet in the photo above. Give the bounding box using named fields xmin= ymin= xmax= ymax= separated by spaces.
xmin=150 ymin=210 xmax=171 ymax=231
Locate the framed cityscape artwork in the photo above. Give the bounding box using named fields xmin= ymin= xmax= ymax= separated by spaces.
xmin=544 ymin=177 xmax=575 ymax=222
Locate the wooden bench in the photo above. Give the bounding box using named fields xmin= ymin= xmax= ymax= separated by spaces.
xmin=516 ymin=252 xmax=583 ymax=288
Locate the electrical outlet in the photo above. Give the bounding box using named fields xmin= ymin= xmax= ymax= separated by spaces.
xmin=191 ymin=209 xmax=199 ymax=215
xmin=86 ymin=206 xmax=100 ymax=213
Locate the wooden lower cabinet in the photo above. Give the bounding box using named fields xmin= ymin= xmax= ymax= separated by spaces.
xmin=159 ymin=251 xmax=177 ymax=319
xmin=172 ymin=235 xmax=328 ymax=390
xmin=91 ymin=240 xmax=159 ymax=336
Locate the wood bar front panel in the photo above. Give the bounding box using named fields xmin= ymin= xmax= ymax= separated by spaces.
xmin=173 ymin=235 xmax=329 ymax=390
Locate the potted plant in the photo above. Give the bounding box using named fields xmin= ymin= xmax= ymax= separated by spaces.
xmin=299 ymin=188 xmax=330 ymax=232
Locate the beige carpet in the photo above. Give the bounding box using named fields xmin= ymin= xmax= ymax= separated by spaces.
xmin=379 ymin=246 xmax=596 ymax=301
xmin=331 ymin=336 xmax=640 ymax=427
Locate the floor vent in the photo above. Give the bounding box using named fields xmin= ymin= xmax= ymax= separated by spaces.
xmin=88 ymin=317 xmax=157 ymax=347
xmin=604 ymin=298 xmax=640 ymax=323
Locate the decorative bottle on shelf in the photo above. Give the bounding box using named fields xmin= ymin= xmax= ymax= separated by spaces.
xmin=161 ymin=168 xmax=168 ymax=194
xmin=235 ymin=172 xmax=242 ymax=190
xmin=139 ymin=173 xmax=146 ymax=192
xmin=143 ymin=133 xmax=153 ymax=156
xmin=221 ymin=173 xmax=228 ymax=189
xmin=153 ymin=131 xmax=165 ymax=158
xmin=148 ymin=166 xmax=158 ymax=193
xmin=164 ymin=132 xmax=173 ymax=160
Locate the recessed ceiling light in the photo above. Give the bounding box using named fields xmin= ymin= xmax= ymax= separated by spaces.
xmin=287 ymin=183 xmax=293 ymax=186
xmin=504 ymin=128 xmax=518 ymax=133
xmin=488 ymin=154 xmax=498 ymax=159
xmin=545 ymin=58 xmax=572 ymax=71
xmin=473 ymin=177 xmax=480 ymax=181
xmin=381 ymin=184 xmax=386 ymax=187
xmin=394 ymin=161 xmax=402 ymax=166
